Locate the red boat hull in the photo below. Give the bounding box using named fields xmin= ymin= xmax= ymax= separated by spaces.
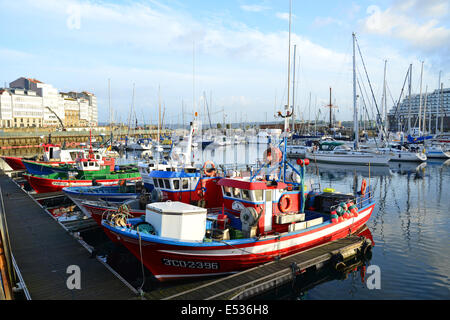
xmin=1 ymin=156 xmax=75 ymax=171
xmin=25 ymin=175 xmax=141 ymax=193
xmin=1 ymin=156 xmax=26 ymax=170
xmin=104 ymin=203 xmax=374 ymax=281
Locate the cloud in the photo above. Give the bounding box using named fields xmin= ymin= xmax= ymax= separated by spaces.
xmin=312 ymin=17 xmax=343 ymax=28
xmin=240 ymin=4 xmax=269 ymax=12
xmin=276 ymin=12 xmax=295 ymax=21
xmin=361 ymin=2 xmax=450 ymax=70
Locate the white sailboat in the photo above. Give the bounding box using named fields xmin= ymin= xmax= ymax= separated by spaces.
xmin=306 ymin=33 xmax=390 ymax=166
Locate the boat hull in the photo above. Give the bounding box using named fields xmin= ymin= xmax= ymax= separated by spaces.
xmin=103 ymin=203 xmax=374 ymax=281
xmin=305 ymin=152 xmax=390 ymax=165
xmin=25 ymin=174 xmax=141 ymax=193
xmin=1 ymin=156 xmax=26 ymax=170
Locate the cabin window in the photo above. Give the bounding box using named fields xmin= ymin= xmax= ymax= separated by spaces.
xmin=89 ymin=162 xmax=94 ymax=166
xmin=83 ymin=162 xmax=87 ymax=167
xmin=254 ymin=190 xmax=263 ymax=202
xmin=223 ymin=186 xmax=232 ymax=197
xmin=182 ymin=178 xmax=189 ymax=190
xmin=95 ymin=163 xmax=99 ymax=167
xmin=242 ymin=189 xmax=251 ymax=201
xmin=232 ymin=188 xmax=241 ymax=198
xmin=173 ymin=179 xmax=180 ymax=190
xmin=164 ymin=179 xmax=170 ymax=189
xmin=157 ymin=179 xmax=163 ymax=188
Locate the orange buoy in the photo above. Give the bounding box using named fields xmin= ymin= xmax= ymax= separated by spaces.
xmin=361 ymin=179 xmax=367 ymax=196
xmin=278 ymin=194 xmax=293 ymax=213
xmin=202 ymin=161 xmax=216 ymax=177
xmin=263 ymin=147 xmax=282 ymax=165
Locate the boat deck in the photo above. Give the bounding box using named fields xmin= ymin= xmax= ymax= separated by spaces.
xmin=0 ymin=173 xmax=139 ymax=300
xmin=146 ymin=235 xmax=369 ymax=300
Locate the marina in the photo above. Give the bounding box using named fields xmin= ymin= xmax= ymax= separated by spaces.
xmin=1 ymin=0 xmax=449 ymax=310
xmin=1 ymin=140 xmax=449 ymax=301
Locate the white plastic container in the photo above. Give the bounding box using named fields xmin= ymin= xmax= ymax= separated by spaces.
xmin=145 ymin=202 xmax=207 ymax=241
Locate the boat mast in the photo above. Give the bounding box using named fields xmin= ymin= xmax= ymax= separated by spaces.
xmin=418 ymin=61 xmax=424 ymax=134
xmin=436 ymin=71 xmax=441 ymax=134
xmin=352 ymin=32 xmax=359 ymax=150
xmin=382 ymin=60 xmax=388 ymax=138
xmin=423 ymin=85 xmax=428 ymax=133
xmin=408 ymin=64 xmax=412 ymax=134
xmin=291 ymin=44 xmax=296 ymax=133
xmin=158 ymin=85 xmax=161 ymax=143
xmin=285 ymin=0 xmax=292 ymax=132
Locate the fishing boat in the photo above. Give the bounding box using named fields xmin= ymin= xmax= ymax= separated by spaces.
xmin=101 ymin=138 xmax=375 ymax=281
xmin=24 ymin=155 xmax=141 ymax=193
xmin=79 ymin=161 xmax=224 ymax=226
xmin=1 ymin=143 xmax=83 ymax=170
xmin=305 ymin=141 xmax=390 ymax=166
xmin=102 ymin=147 xmax=375 ymax=281
xmin=21 ymin=150 xmax=117 ymax=176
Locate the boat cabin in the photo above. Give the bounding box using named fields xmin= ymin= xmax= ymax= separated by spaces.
xmin=217 ymin=176 xmax=324 ymax=237
xmin=149 ymin=168 xmax=223 ymax=209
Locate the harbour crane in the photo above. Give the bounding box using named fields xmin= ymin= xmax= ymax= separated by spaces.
xmin=45 ymin=106 xmax=66 ymax=131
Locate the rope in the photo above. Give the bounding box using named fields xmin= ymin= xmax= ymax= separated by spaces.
xmin=137 ymin=232 xmax=145 ymax=297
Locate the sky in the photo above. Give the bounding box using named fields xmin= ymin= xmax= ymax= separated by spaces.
xmin=1 ymin=0 xmax=449 ymax=125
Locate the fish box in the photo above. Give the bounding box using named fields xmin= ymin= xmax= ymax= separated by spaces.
xmin=288 ymin=221 xmax=306 ymax=232
xmin=145 ymin=202 xmax=207 ymax=241
xmin=275 ymin=213 xmax=305 ymax=224
xmin=306 ymin=217 xmax=323 ymax=228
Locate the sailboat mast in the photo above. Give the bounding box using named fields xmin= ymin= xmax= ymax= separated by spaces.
xmin=423 ymin=85 xmax=428 ymax=133
xmin=408 ymin=64 xmax=412 ymax=134
xmin=418 ymin=61 xmax=424 ymax=133
xmin=291 ymin=44 xmax=296 ymax=133
xmin=352 ymin=32 xmax=359 ymax=150
xmin=436 ymin=71 xmax=441 ymax=134
xmin=158 ymin=85 xmax=161 ymax=140
xmin=285 ymin=0 xmax=292 ymax=132
xmin=382 ymin=60 xmax=388 ymax=135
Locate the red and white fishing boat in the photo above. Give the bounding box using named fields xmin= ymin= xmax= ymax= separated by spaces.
xmin=102 ymin=139 xmax=376 ymax=281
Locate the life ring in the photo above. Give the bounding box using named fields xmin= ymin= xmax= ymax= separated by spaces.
xmin=202 ymin=161 xmax=216 ymax=177
xmin=278 ymin=194 xmax=293 ymax=213
xmin=361 ymin=179 xmax=367 ymax=196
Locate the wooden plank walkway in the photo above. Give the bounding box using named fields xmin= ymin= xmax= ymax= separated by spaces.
xmin=146 ymin=236 xmax=368 ymax=300
xmin=0 ymin=173 xmax=139 ymax=300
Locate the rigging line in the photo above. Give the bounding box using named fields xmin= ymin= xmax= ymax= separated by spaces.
xmin=356 ymin=67 xmax=378 ymax=127
xmin=357 ymin=78 xmax=380 ymax=150
xmin=355 ymin=37 xmax=386 ymax=136
xmin=390 ymin=67 xmax=411 ymax=133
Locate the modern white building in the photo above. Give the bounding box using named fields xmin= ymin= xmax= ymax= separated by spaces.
xmin=388 ymin=87 xmax=450 ymax=133
xmin=0 ymin=77 xmax=98 ymax=128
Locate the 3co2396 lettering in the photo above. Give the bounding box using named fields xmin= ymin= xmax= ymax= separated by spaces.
xmin=162 ymin=258 xmax=219 ymax=270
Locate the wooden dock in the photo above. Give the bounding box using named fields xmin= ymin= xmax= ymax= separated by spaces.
xmin=0 ymin=173 xmax=140 ymax=300
xmin=146 ymin=235 xmax=371 ymax=300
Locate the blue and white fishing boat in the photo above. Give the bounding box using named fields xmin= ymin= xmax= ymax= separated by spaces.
xmin=63 ymin=182 xmax=145 ymax=217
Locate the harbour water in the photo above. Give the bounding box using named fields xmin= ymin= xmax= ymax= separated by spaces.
xmin=81 ymin=143 xmax=450 ymax=300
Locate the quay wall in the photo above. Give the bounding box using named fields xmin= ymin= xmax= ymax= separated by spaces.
xmin=0 ymin=129 xmax=171 ymax=157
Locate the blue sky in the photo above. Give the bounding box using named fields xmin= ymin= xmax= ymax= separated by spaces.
xmin=1 ymin=0 xmax=449 ymax=125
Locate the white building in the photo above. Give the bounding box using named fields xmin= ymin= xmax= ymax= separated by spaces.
xmin=0 ymin=77 xmax=98 ymax=128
